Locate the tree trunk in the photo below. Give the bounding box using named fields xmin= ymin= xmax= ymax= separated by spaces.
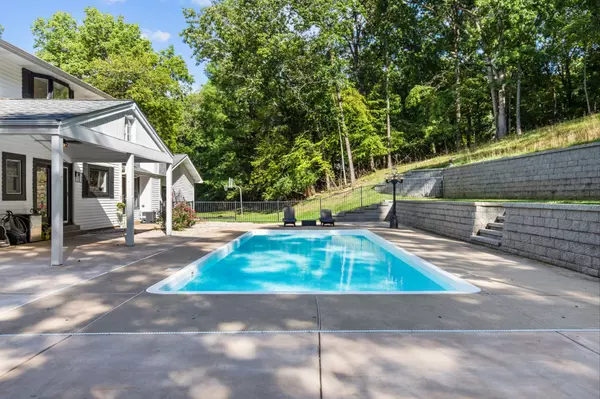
xmin=453 ymin=5 xmax=462 ymax=149
xmin=325 ymin=173 xmax=331 ymax=190
xmin=583 ymin=47 xmax=592 ymax=115
xmin=369 ymin=154 xmax=375 ymax=171
xmin=335 ymin=113 xmax=347 ymax=186
xmin=335 ymin=85 xmax=356 ymax=185
xmin=564 ymin=54 xmax=573 ymax=108
xmin=486 ymin=59 xmax=499 ymax=137
xmin=507 ymin=85 xmax=511 ymax=134
xmin=516 ymin=62 xmax=522 ymax=135
xmin=467 ymin=113 xmax=474 ymax=147
xmin=496 ymin=69 xmax=507 ymax=139
xmin=384 ymin=44 xmax=393 ymax=170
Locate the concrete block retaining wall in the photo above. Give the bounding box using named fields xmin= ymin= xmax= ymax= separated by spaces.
xmin=385 ymin=169 xmax=444 ymax=198
xmin=395 ymin=201 xmax=504 ymax=241
xmin=395 ymin=200 xmax=600 ymax=277
xmin=502 ymin=204 xmax=600 ymax=277
xmin=442 ymin=142 xmax=600 ymax=200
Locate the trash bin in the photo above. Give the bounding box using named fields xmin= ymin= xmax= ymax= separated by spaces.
xmin=14 ymin=214 xmax=42 ymax=243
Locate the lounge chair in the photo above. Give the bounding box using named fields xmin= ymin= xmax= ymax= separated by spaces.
xmin=320 ymin=209 xmax=335 ymax=226
xmin=282 ymin=206 xmax=297 ymax=227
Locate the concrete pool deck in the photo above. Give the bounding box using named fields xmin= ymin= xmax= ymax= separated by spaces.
xmin=1 ymin=223 xmax=599 ymax=398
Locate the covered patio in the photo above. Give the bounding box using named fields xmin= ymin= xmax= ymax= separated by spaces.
xmin=0 ymin=99 xmax=174 ymax=265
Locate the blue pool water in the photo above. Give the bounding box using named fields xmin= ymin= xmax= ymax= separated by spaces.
xmin=148 ymin=230 xmax=479 ymax=294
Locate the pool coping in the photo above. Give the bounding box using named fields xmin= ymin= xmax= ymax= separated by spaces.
xmin=146 ymin=229 xmax=481 ymax=295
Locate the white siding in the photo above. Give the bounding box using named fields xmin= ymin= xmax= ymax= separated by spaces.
xmin=0 ymin=56 xmax=23 ymax=98
xmin=0 ymin=136 xmax=120 ymax=231
xmin=133 ymin=121 xmax=161 ymax=151
xmin=84 ymin=114 xmax=126 ymax=141
xmin=73 ymin=162 xmax=121 ymax=230
xmin=135 ymin=163 xmax=162 ymax=220
xmin=0 ymin=136 xmax=53 ymax=215
xmin=172 ymin=167 xmax=195 ymax=202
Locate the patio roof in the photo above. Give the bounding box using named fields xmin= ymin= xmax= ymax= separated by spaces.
xmin=0 ymin=99 xmax=172 ymax=164
xmin=0 ymin=98 xmax=175 ymax=265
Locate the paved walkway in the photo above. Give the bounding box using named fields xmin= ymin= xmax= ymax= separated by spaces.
xmin=0 ymin=223 xmax=598 ymax=398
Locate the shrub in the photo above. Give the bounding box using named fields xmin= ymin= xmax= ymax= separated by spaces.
xmin=172 ymin=202 xmax=196 ymax=231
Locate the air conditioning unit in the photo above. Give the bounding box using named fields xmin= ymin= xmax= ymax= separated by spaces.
xmin=142 ymin=211 xmax=157 ymax=224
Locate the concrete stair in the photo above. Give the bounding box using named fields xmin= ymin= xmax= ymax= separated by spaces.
xmin=334 ymin=201 xmax=392 ymax=222
xmin=471 ymin=213 xmax=505 ymax=248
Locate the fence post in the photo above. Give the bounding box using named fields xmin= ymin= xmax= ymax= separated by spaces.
xmin=319 ymin=198 xmax=322 ymax=214
xmin=234 ymin=201 xmax=237 ymax=222
xmin=277 ymin=200 xmax=280 ymax=223
xmin=360 ymin=186 xmax=363 ymax=208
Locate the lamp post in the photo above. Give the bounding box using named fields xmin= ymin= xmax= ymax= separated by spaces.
xmin=385 ymin=168 xmax=403 ymax=229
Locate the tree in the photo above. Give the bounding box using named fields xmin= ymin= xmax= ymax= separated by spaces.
xmin=0 ymin=24 xmax=4 ymax=38
xmin=177 ymin=0 xmax=597 ymax=199
xmin=31 ymin=7 xmax=193 ymax=148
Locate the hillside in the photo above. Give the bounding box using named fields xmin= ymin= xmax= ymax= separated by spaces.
xmin=325 ymin=115 xmax=600 ymax=193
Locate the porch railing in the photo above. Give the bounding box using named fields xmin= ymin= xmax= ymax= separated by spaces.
xmin=181 ymin=184 xmax=392 ymax=223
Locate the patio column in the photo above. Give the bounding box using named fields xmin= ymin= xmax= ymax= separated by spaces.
xmin=125 ymin=154 xmax=135 ymax=246
xmin=165 ymin=163 xmax=173 ymax=236
xmin=51 ymin=135 xmax=64 ymax=266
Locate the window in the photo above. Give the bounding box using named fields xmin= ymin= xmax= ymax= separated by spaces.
xmin=124 ymin=119 xmax=133 ymax=141
xmin=33 ymin=77 xmax=49 ymax=99
xmin=82 ymin=164 xmax=114 ymax=198
xmin=22 ymin=69 xmax=74 ymax=99
xmin=6 ymin=160 xmax=22 ymax=194
xmin=2 ymin=152 xmax=26 ymax=201
xmin=89 ymin=167 xmax=108 ymax=193
xmin=53 ymin=82 xmax=70 ymax=99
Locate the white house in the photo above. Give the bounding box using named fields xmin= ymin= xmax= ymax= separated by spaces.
xmin=0 ymin=39 xmax=200 ymax=265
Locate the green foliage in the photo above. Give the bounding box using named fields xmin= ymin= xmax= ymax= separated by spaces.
xmin=171 ymin=202 xmax=196 ymax=231
xmin=24 ymin=1 xmax=599 ymax=201
xmin=178 ymin=0 xmax=598 ymax=199
xmin=0 ymin=24 xmax=4 ymax=38
xmin=31 ymin=7 xmax=193 ymax=148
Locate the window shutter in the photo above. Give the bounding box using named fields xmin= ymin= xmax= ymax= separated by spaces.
xmin=22 ymin=69 xmax=33 ymax=98
xmin=108 ymin=167 xmax=115 ymax=199
xmin=82 ymin=163 xmax=89 ymax=198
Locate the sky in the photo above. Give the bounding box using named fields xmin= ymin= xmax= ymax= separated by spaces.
xmin=1 ymin=0 xmax=211 ymax=89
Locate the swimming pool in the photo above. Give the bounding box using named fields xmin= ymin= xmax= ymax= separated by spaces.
xmin=147 ymin=230 xmax=479 ymax=294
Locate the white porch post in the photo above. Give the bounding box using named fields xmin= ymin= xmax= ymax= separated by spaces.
xmin=125 ymin=154 xmax=135 ymax=246
xmin=166 ymin=163 xmax=173 ymax=236
xmin=51 ymin=136 xmax=64 ymax=266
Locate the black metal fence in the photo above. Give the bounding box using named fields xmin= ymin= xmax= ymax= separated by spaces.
xmin=181 ymin=184 xmax=391 ymax=223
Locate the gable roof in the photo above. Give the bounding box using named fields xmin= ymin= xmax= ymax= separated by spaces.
xmin=173 ymin=154 xmax=203 ymax=184
xmin=0 ymin=99 xmax=132 ymax=121
xmin=0 ymin=39 xmax=113 ymax=100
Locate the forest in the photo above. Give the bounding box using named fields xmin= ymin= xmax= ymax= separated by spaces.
xmin=25 ymin=0 xmax=600 ymax=200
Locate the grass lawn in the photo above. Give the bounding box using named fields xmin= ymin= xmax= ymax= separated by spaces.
xmin=336 ymin=114 xmax=600 ymax=189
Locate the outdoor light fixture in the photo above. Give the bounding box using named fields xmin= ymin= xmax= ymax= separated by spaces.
xmin=385 ymin=168 xmax=403 ymax=229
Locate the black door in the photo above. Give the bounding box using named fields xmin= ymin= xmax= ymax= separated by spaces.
xmin=33 ymin=159 xmax=73 ymax=226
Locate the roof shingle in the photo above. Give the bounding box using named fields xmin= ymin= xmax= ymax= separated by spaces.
xmin=0 ymin=99 xmax=133 ymax=121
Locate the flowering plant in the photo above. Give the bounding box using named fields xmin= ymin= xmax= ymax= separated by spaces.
xmin=172 ymin=202 xmax=196 ymax=231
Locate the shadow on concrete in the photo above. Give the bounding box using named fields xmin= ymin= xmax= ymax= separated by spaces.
xmin=0 ymin=223 xmax=598 ymax=398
